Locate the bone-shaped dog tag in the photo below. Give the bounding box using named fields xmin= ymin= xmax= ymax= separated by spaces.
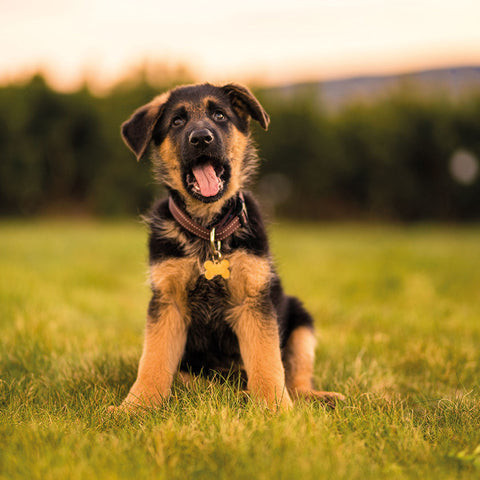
xmin=204 ymin=259 xmax=230 ymax=280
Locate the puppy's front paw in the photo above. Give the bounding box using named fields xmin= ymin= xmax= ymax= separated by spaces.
xmin=295 ymin=390 xmax=346 ymax=409
xmin=107 ymin=401 xmax=143 ymax=415
xmin=108 ymin=387 xmax=166 ymax=414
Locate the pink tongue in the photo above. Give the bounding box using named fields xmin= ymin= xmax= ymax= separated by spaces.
xmin=192 ymin=164 xmax=219 ymax=197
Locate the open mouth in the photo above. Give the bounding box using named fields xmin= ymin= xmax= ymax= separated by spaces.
xmin=185 ymin=160 xmax=229 ymax=203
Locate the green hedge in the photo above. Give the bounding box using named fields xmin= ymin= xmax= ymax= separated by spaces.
xmin=0 ymin=74 xmax=479 ymax=220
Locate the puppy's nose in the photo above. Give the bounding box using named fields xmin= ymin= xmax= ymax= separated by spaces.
xmin=189 ymin=129 xmax=214 ymax=146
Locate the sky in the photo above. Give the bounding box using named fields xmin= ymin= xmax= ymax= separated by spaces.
xmin=1 ymin=0 xmax=480 ymax=91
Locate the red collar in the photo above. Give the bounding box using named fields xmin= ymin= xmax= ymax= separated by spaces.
xmin=168 ymin=193 xmax=248 ymax=241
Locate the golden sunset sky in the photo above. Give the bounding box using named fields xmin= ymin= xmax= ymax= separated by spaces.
xmin=1 ymin=0 xmax=480 ymax=91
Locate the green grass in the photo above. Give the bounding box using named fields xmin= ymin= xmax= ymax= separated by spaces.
xmin=1 ymin=219 xmax=480 ymax=479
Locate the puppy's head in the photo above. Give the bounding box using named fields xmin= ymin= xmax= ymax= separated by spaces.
xmin=122 ymin=83 xmax=269 ymax=207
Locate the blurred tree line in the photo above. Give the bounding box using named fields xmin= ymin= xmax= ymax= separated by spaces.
xmin=0 ymin=71 xmax=479 ymax=220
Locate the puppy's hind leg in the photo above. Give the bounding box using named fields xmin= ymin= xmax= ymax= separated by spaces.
xmin=283 ymin=299 xmax=345 ymax=408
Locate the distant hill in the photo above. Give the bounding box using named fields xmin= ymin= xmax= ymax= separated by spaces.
xmin=266 ymin=66 xmax=480 ymax=108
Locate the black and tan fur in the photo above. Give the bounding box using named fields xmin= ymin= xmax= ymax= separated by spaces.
xmin=115 ymin=83 xmax=344 ymax=411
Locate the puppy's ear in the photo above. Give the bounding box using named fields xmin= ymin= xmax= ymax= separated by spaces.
xmin=221 ymin=84 xmax=270 ymax=130
xmin=121 ymin=93 xmax=169 ymax=161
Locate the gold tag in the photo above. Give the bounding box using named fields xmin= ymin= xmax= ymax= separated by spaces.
xmin=204 ymin=259 xmax=230 ymax=280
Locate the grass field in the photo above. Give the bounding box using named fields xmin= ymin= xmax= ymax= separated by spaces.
xmin=1 ymin=219 xmax=479 ymax=479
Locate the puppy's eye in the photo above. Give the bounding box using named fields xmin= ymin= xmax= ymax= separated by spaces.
xmin=213 ymin=111 xmax=226 ymax=122
xmin=171 ymin=116 xmax=185 ymax=127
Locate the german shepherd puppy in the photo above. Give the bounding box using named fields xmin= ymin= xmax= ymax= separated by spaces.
xmin=115 ymin=83 xmax=344 ymax=411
